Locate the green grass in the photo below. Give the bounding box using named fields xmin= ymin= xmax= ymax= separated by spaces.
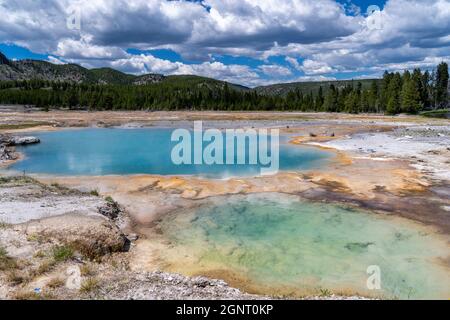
xmin=51 ymin=245 xmax=74 ymax=262
xmin=319 ymin=288 xmax=333 ymax=297
xmin=0 ymin=176 xmax=38 ymax=186
xmin=0 ymin=122 xmax=53 ymax=130
xmin=105 ymin=196 xmax=115 ymax=204
xmin=0 ymin=246 xmax=17 ymax=271
xmin=420 ymin=109 xmax=450 ymax=119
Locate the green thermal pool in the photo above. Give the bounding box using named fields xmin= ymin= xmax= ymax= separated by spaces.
xmin=155 ymin=194 xmax=450 ymax=299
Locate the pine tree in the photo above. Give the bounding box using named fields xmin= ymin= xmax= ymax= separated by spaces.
xmin=380 ymin=71 xmax=393 ymax=111
xmin=386 ymin=73 xmax=402 ymax=115
xmin=420 ymin=70 xmax=431 ymax=109
xmin=435 ymin=62 xmax=449 ymax=109
xmin=368 ymin=80 xmax=379 ymax=112
xmin=322 ymin=85 xmax=338 ymax=112
xmin=360 ymin=90 xmax=370 ymax=113
xmin=344 ymin=90 xmax=359 ymax=113
xmin=315 ymin=86 xmax=324 ymax=110
xmin=401 ymin=74 xmax=421 ymax=114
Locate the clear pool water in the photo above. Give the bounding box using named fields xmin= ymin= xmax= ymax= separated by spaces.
xmin=156 ymin=194 xmax=450 ymax=299
xmin=11 ymin=128 xmax=332 ymax=177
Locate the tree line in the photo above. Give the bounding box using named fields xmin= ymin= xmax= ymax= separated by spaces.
xmin=0 ymin=62 xmax=448 ymax=114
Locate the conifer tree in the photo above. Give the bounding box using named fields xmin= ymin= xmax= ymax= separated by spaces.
xmin=435 ymin=62 xmax=449 ymax=109
xmin=401 ymin=73 xmax=421 ymax=114
xmin=386 ymin=73 xmax=402 ymax=115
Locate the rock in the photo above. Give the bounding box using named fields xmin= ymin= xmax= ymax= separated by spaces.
xmin=9 ymin=136 xmax=40 ymax=146
xmin=126 ymin=233 xmax=139 ymax=242
xmin=98 ymin=200 xmax=122 ymax=220
xmin=0 ymin=145 xmax=17 ymax=161
xmin=0 ymin=134 xmax=8 ymax=143
xmin=23 ymin=215 xmax=128 ymax=259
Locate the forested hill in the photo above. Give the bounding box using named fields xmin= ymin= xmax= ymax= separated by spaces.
xmin=0 ymin=53 xmax=157 ymax=85
xmin=0 ymin=51 xmax=448 ymax=114
xmin=0 ymin=52 xmax=246 ymax=91
xmin=254 ymin=79 xmax=378 ymax=96
xmin=0 ymin=51 xmax=374 ymax=94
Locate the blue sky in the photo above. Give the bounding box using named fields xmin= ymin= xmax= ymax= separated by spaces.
xmin=1 ymin=0 xmax=449 ymax=87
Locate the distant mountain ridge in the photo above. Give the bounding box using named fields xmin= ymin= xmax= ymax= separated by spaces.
xmin=0 ymin=51 xmax=252 ymax=92
xmin=0 ymin=51 xmax=379 ymax=94
xmin=0 ymin=53 xmax=166 ymax=85
xmin=254 ymin=79 xmax=379 ymax=96
xmin=0 ymin=52 xmax=12 ymax=66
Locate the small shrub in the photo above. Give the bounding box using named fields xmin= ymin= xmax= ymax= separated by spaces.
xmin=33 ymin=250 xmax=46 ymax=259
xmin=0 ymin=246 xmax=17 ymax=271
xmin=80 ymin=277 xmax=100 ymax=293
xmin=6 ymin=271 xmax=28 ymax=286
xmin=90 ymin=190 xmax=99 ymax=196
xmin=319 ymin=288 xmax=333 ymax=297
xmin=27 ymin=233 xmax=41 ymax=242
xmin=47 ymin=277 xmax=65 ymax=289
xmin=0 ymin=176 xmax=36 ymax=186
xmin=52 ymin=245 xmax=74 ymax=262
xmin=105 ymin=196 xmax=115 ymax=204
xmin=0 ymin=246 xmax=8 ymax=258
xmin=35 ymin=260 xmax=56 ymax=275
xmin=80 ymin=264 xmax=95 ymax=277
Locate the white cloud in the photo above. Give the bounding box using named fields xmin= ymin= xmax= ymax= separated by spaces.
xmin=0 ymin=0 xmax=360 ymax=57
xmin=55 ymin=37 xmax=127 ymax=60
xmin=300 ymin=59 xmax=336 ymax=75
xmin=258 ymin=64 xmax=292 ymax=77
xmin=285 ymin=57 xmax=301 ymax=70
xmin=279 ymin=0 xmax=450 ymax=75
xmin=292 ymin=75 xmax=337 ymax=82
xmin=0 ymin=0 xmax=449 ymax=85
xmin=47 ymin=56 xmax=67 ymax=65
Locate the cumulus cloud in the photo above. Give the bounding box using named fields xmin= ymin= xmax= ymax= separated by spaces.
xmin=47 ymin=56 xmax=67 ymax=65
xmin=71 ymin=53 xmax=262 ymax=86
xmin=0 ymin=0 xmax=449 ymax=86
xmin=258 ymin=64 xmax=292 ymax=77
xmin=285 ymin=57 xmax=301 ymax=70
xmin=280 ymin=0 xmax=450 ymax=76
xmin=300 ymin=59 xmax=336 ymax=75
xmin=55 ymin=37 xmax=128 ymax=60
xmin=0 ymin=0 xmax=71 ymax=52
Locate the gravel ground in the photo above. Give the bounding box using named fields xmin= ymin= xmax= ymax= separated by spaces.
xmin=313 ymin=125 xmax=450 ymax=181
